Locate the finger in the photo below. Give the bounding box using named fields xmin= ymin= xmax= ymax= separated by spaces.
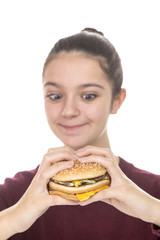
xmin=79 ymin=154 xmax=126 ymax=185
xmin=76 ymin=145 xmax=114 ymax=158
xmin=79 ymin=154 xmax=117 ymax=175
xmin=40 ymin=149 xmax=75 ymax=170
xmin=47 ymin=146 xmax=76 ymax=155
xmin=38 ymin=160 xmax=74 ymax=187
xmin=79 ymin=188 xmax=111 ymax=206
xmin=49 ymin=195 xmax=79 ymax=206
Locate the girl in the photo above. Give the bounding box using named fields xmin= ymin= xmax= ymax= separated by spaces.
xmin=0 ymin=28 xmax=160 ymax=240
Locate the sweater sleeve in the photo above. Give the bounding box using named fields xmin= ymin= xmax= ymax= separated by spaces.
xmin=119 ymin=158 xmax=160 ymax=238
xmin=151 ymin=224 xmax=160 ymax=237
xmin=0 ymin=192 xmax=8 ymax=211
xmin=0 ymin=167 xmax=38 ymax=211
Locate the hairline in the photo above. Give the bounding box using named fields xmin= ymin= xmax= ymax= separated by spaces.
xmin=42 ymin=50 xmax=119 ymax=103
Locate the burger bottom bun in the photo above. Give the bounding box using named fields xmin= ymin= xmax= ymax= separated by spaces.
xmin=49 ymin=190 xmax=79 ymax=201
xmin=49 ymin=179 xmax=110 ymax=194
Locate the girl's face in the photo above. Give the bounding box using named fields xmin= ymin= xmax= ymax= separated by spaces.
xmin=43 ymin=53 xmax=124 ymax=150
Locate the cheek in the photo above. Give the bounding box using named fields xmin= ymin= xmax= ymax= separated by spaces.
xmin=45 ymin=103 xmax=61 ymax=122
xmin=83 ymin=102 xmax=110 ymax=122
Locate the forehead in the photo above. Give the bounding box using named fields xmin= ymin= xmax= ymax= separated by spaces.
xmin=43 ymin=52 xmax=110 ymax=89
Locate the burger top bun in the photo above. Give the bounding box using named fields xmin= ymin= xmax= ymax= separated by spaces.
xmin=52 ymin=160 xmax=107 ymax=181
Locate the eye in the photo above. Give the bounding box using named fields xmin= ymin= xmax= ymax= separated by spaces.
xmin=82 ymin=94 xmax=97 ymax=101
xmin=47 ymin=93 xmax=62 ymax=101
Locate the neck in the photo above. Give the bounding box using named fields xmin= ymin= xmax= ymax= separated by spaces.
xmin=93 ymin=131 xmax=110 ymax=148
xmin=92 ymin=130 xmax=120 ymax=164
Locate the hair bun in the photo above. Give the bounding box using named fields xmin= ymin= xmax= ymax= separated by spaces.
xmin=82 ymin=27 xmax=104 ymax=36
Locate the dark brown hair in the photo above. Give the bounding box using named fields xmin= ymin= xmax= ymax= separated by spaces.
xmin=43 ymin=28 xmax=123 ymax=99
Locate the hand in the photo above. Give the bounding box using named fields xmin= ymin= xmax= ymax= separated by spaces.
xmin=76 ymin=146 xmax=160 ymax=225
xmin=5 ymin=146 xmax=78 ymax=235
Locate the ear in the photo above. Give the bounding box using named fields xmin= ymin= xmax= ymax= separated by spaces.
xmin=111 ymin=89 xmax=126 ymax=114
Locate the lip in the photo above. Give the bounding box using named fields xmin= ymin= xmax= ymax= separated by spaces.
xmin=59 ymin=123 xmax=88 ymax=131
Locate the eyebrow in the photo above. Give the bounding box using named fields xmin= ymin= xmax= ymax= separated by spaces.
xmin=78 ymin=83 xmax=105 ymax=90
xmin=44 ymin=82 xmax=61 ymax=88
xmin=44 ymin=81 xmax=105 ymax=90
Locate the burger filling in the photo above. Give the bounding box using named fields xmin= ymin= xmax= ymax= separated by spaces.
xmin=51 ymin=172 xmax=110 ymax=188
xmin=49 ymin=172 xmax=110 ymax=201
xmin=76 ymin=185 xmax=109 ymax=201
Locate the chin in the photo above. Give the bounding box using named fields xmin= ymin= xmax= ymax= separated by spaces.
xmin=54 ymin=128 xmax=100 ymax=150
xmin=57 ymin=135 xmax=89 ymax=150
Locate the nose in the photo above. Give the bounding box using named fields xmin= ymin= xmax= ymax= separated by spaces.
xmin=62 ymin=97 xmax=80 ymax=119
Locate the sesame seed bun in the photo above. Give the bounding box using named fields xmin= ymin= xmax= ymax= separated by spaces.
xmin=49 ymin=190 xmax=79 ymax=201
xmin=51 ymin=160 xmax=107 ymax=181
xmin=48 ymin=160 xmax=110 ymax=201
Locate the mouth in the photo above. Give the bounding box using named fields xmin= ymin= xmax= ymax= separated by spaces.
xmin=59 ymin=123 xmax=88 ymax=131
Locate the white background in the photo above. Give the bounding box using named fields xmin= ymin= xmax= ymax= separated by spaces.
xmin=0 ymin=0 xmax=160 ymax=184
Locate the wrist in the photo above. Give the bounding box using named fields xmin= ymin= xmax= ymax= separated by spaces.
xmin=0 ymin=204 xmax=21 ymax=239
xmin=151 ymin=198 xmax=160 ymax=227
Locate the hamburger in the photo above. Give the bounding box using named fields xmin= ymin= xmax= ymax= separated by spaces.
xmin=48 ymin=160 xmax=111 ymax=201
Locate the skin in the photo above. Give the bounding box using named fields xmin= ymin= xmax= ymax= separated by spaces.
xmin=43 ymin=52 xmax=125 ymax=150
xmin=77 ymin=146 xmax=160 ymax=225
xmin=0 ymin=52 xmax=160 ymax=239
xmin=43 ymin=52 xmax=160 ymax=224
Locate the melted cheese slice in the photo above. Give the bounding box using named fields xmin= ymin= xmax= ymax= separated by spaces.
xmin=73 ymin=180 xmax=82 ymax=188
xmin=76 ymin=185 xmax=109 ymax=201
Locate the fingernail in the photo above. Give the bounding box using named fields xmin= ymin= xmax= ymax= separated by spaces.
xmin=67 ymin=160 xmax=74 ymax=166
xmin=76 ymin=152 xmax=83 ymax=157
xmin=78 ymin=157 xmax=86 ymax=162
xmin=72 ymin=154 xmax=78 ymax=160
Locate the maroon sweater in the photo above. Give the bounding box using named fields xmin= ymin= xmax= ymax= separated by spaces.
xmin=0 ymin=158 xmax=160 ymax=240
